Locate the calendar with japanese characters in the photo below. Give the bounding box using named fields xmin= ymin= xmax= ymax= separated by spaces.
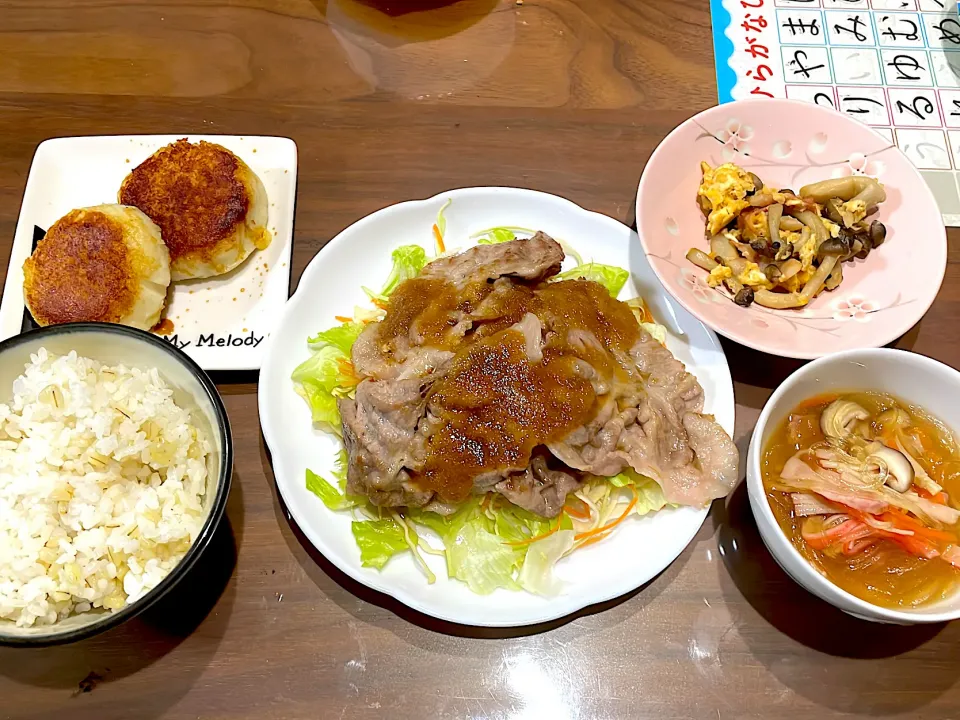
xmin=710 ymin=0 xmax=960 ymax=224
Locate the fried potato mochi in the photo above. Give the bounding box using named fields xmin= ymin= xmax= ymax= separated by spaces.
xmin=23 ymin=204 xmax=171 ymax=330
xmin=118 ymin=139 xmax=271 ymax=280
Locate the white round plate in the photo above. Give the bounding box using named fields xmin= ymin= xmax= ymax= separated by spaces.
xmin=259 ymin=187 xmax=735 ymax=627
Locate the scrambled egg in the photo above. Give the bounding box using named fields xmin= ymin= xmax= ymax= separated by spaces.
xmin=705 ymin=262 xmax=772 ymax=290
xmin=822 ymin=218 xmax=842 ymax=238
xmin=798 ymin=235 xmax=817 ymax=272
xmin=738 ymin=262 xmax=773 ymax=289
xmin=737 ymin=207 xmax=768 ymax=242
xmin=706 ymin=265 xmax=732 ymax=288
xmin=782 ymin=270 xmax=813 ymax=293
xmin=699 ymin=162 xmax=755 ymax=235
xmin=840 ymin=198 xmax=867 ymax=226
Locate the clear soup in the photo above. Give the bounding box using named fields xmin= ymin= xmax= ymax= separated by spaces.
xmin=762 ymin=391 xmax=960 ymax=608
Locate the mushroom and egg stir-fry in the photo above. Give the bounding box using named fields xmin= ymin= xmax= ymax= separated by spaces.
xmin=687 ymin=162 xmax=888 ymax=309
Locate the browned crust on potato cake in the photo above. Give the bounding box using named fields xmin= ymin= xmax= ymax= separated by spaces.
xmin=23 ymin=210 xmax=139 ymax=325
xmin=118 ymin=139 xmax=249 ymax=264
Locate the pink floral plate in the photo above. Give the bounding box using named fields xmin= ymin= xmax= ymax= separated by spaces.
xmin=636 ymin=98 xmax=946 ymax=360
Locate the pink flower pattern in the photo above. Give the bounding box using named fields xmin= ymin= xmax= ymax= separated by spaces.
xmin=832 ymin=152 xmax=885 ymax=179
xmin=679 ymin=269 xmax=715 ymax=305
xmin=833 ymin=296 xmax=877 ymax=322
xmin=719 ymin=119 xmax=753 ymax=161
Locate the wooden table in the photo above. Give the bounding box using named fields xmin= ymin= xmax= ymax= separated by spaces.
xmin=1 ymin=1 xmax=959 ymax=718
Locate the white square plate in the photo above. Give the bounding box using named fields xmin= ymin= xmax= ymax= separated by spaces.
xmin=0 ymin=135 xmax=298 ymax=371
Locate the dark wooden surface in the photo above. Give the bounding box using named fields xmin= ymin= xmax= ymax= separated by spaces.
xmin=1 ymin=1 xmax=959 ymax=718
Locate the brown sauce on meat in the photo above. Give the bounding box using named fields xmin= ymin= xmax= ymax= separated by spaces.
xmin=417 ymin=330 xmax=595 ymax=502
xmin=378 ymin=278 xmax=460 ymax=349
xmin=375 ymin=274 xmax=646 ymax=501
xmin=536 ymin=280 xmax=639 ymax=353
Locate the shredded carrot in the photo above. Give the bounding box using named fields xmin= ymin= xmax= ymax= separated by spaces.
xmin=882 ymin=509 xmax=957 ymax=543
xmin=334 ymin=315 xmax=353 ymax=323
xmin=336 ymin=358 xmax=362 ymax=387
xmin=371 ymin=297 xmax=389 ymax=311
xmin=916 ymin=487 xmax=949 ymax=505
xmin=577 ymin=532 xmax=610 ymax=549
xmin=574 ymin=494 xmax=637 ymax=542
xmin=481 ymin=493 xmax=492 ymax=513
xmin=432 ymin=224 xmax=445 ymax=254
xmin=636 ymin=298 xmax=656 ymax=326
xmin=563 ymin=497 xmax=591 ymax=520
xmin=505 ymin=523 xmax=559 ymax=547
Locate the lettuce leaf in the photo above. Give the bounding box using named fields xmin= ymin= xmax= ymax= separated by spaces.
xmin=518 ymin=530 xmax=575 ymax=596
xmin=352 ymin=520 xmax=409 ymax=569
xmin=378 ymin=245 xmax=429 ymax=298
xmin=444 ymin=516 xmax=523 ymax=594
xmin=306 ymin=468 xmax=359 ymax=511
xmin=640 ymin=321 xmax=667 ymax=346
xmin=436 ymin=199 xmax=452 ymax=238
xmin=554 ymin=263 xmax=629 ymax=297
xmin=477 ymin=228 xmax=516 ymax=245
xmin=471 ymin=226 xmax=536 ymax=245
xmin=291 ymin=345 xmax=355 ymax=433
xmin=308 ymin=321 xmax=365 ymax=354
xmin=491 ymin=501 xmax=556 ymax=545
xmin=409 ymin=500 xmax=527 ymax=594
xmin=606 ymin=469 xmax=670 ymax=516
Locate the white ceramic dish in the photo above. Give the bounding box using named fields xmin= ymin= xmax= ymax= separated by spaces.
xmin=259 ymin=187 xmax=736 ymax=627
xmin=0 ymin=135 xmax=298 ymax=371
xmin=747 ymin=348 xmax=960 ymax=625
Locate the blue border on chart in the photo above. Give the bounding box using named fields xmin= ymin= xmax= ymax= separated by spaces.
xmin=711 ymin=0 xmax=736 ymax=104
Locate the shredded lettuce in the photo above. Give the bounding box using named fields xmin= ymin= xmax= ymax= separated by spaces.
xmin=352 ymin=520 xmax=409 ymax=570
xmin=640 ymin=321 xmax=667 ymax=346
xmin=296 ymin=249 xmax=423 ymax=431
xmin=436 ymin=199 xmax=451 ymax=238
xmin=606 ymin=469 xmax=670 ymax=516
xmin=518 ymin=530 xmax=575 ymax=596
xmin=477 ymin=228 xmax=516 ymax=245
xmin=379 ymin=245 xmax=428 ymax=297
xmin=306 ymin=468 xmax=359 ymax=511
xmin=305 ymin=450 xmax=360 ymax=511
xmin=291 ymin=343 xmax=357 ymax=433
xmin=554 ymin=263 xmax=630 ymax=298
xmin=443 ymin=515 xmax=523 ymax=594
xmin=470 ymin=226 xmax=536 ymax=245
xmin=308 ymin=322 xmax=364 ymax=354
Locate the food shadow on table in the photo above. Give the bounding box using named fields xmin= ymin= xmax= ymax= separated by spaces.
xmin=260 ymin=437 xmax=692 ymax=640
xmin=0 ymin=480 xmax=242 ymax=710
xmin=310 ymin=0 xmax=500 ymax=42
xmin=712 ymin=478 xmax=960 ymax=716
xmin=719 ymin=323 xmax=921 ymax=391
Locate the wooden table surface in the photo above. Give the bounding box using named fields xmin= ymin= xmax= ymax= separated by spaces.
xmin=2 ymin=1 xmax=960 ymax=718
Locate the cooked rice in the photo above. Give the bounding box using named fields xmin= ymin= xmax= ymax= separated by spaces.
xmin=0 ymin=348 xmax=210 ymax=627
